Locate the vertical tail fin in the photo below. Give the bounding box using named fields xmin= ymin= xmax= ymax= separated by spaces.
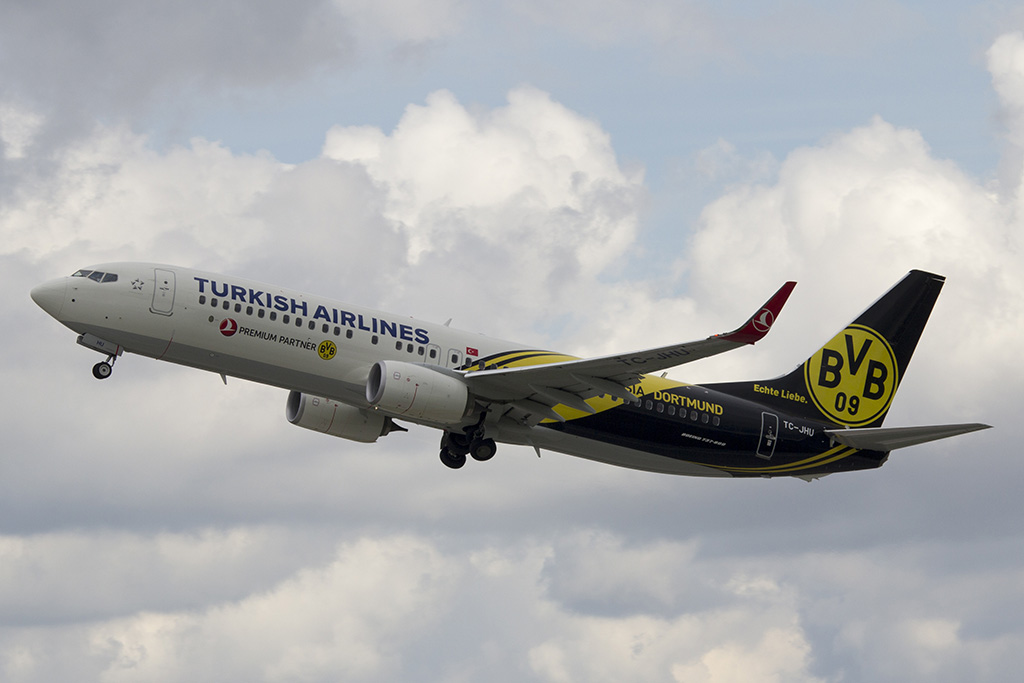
xmin=708 ymin=270 xmax=945 ymax=427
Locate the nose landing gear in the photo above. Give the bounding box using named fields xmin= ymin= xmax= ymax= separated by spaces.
xmin=77 ymin=334 xmax=122 ymax=380
xmin=92 ymin=354 xmax=116 ymax=380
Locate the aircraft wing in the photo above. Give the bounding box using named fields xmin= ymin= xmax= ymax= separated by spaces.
xmin=464 ymin=281 xmax=796 ymax=422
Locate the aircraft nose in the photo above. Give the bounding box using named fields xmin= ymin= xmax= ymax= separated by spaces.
xmin=30 ymin=278 xmax=68 ymax=319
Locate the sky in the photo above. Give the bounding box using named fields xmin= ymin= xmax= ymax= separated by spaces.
xmin=1 ymin=1 xmax=1022 ymax=681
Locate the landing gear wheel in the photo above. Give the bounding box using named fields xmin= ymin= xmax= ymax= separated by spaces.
xmin=439 ymin=448 xmax=467 ymax=469
xmin=444 ymin=432 xmax=471 ymax=457
xmin=92 ymin=362 xmax=112 ymax=380
xmin=470 ymin=438 xmax=497 ymax=462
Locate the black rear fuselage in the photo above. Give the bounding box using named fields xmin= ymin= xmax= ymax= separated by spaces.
xmin=545 ymin=383 xmax=887 ymax=478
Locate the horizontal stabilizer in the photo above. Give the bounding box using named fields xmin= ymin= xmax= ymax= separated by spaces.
xmin=824 ymin=423 xmax=990 ymax=451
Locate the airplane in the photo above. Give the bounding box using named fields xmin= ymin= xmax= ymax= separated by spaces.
xmin=30 ymin=264 xmax=989 ymax=479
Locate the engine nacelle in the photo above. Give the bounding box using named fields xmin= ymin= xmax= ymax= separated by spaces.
xmin=366 ymin=360 xmax=472 ymax=425
xmin=286 ymin=391 xmax=391 ymax=443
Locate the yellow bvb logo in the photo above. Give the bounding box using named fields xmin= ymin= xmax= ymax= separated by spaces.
xmin=317 ymin=340 xmax=337 ymax=361
xmin=804 ymin=324 xmax=898 ymax=426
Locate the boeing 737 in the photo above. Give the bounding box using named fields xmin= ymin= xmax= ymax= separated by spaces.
xmin=30 ymin=264 xmax=988 ymax=479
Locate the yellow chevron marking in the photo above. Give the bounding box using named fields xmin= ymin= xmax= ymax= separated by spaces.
xmin=485 ymin=351 xmax=578 ymax=369
xmin=699 ymin=446 xmax=858 ymax=474
xmin=543 ymin=373 xmax=694 ymax=422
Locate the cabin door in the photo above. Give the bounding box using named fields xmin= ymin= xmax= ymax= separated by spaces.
xmin=151 ymin=268 xmax=176 ymax=315
xmin=756 ymin=411 xmax=779 ymax=460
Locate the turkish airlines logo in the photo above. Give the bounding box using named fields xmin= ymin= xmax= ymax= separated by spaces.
xmin=219 ymin=318 xmax=238 ymax=336
xmin=751 ymin=308 xmax=775 ymax=333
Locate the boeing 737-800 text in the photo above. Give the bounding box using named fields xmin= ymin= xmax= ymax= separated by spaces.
xmin=30 ymin=264 xmax=988 ymax=478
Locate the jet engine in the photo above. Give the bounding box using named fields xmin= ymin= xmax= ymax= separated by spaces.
xmin=286 ymin=391 xmax=397 ymax=443
xmin=366 ymin=360 xmax=472 ymax=425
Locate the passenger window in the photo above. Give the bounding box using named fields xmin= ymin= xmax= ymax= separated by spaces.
xmin=702 ymin=414 xmax=709 ymax=424
xmin=321 ymin=324 xmax=328 ymax=333
xmin=668 ymin=405 xmax=676 ymax=417
xmin=371 ymin=335 xmax=379 ymax=344
xmin=234 ymin=303 xmax=241 ymax=313
xmin=690 ymin=411 xmax=698 ymax=421
xmin=418 ymin=347 xmax=424 ymax=356
xmin=222 ymin=301 xmax=229 ymax=310
xmin=309 ymin=321 xmax=315 ymax=330
xmin=199 ymin=295 xmax=206 ymax=305
xmin=395 ymin=341 xmax=403 ymax=350
xmin=101 ymin=273 xmax=118 ymax=283
xmin=713 ymin=416 xmax=720 ymax=426
xmin=270 ymin=311 xmax=277 ymax=321
xmin=246 ymin=306 xmax=253 ymax=315
xmin=283 ymin=315 xmax=290 ymax=324
xmin=429 ymin=349 xmax=437 ymax=359
xmin=407 ymin=344 xmax=414 ymax=353
xmin=645 ymin=400 xmax=653 ymax=410
xmin=346 ymin=330 xmax=353 ymax=339
xmin=656 ymin=403 xmax=664 ymax=414
xmin=258 ymin=309 xmax=265 ymax=318
xmin=211 ymin=298 xmax=218 ymax=307
xmin=295 ymin=318 xmax=303 ymax=327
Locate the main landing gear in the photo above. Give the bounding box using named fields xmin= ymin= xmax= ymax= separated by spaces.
xmin=92 ymin=356 xmax=116 ymax=380
xmin=439 ymin=429 xmax=498 ymax=469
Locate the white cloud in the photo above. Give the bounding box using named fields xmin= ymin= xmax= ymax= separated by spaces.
xmin=0 ymin=105 xmax=42 ymax=161
xmin=2 ymin=130 xmax=283 ymax=269
xmin=673 ymin=115 xmax=1022 ymax=419
xmin=0 ymin=532 xmax=834 ymax=683
xmin=322 ymin=86 xmax=646 ymax=337
xmin=4 ymin=86 xmax=646 ymax=342
xmin=670 ymin=626 xmax=820 ymax=683
xmin=323 ymin=87 xmax=641 ymax=268
xmin=988 ymin=31 xmax=1024 ymax=151
xmin=86 ymin=536 xmax=455 ymax=682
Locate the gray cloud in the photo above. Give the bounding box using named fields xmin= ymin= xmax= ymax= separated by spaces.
xmin=0 ymin=1 xmax=353 ymax=112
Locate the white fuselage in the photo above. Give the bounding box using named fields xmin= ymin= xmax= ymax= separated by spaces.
xmin=32 ymin=262 xmax=729 ymax=476
xmin=34 ymin=263 xmax=512 ymax=403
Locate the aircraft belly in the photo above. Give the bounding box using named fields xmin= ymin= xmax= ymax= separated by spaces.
xmin=70 ymin=319 xmax=171 ymax=357
xmin=76 ymin=324 xmax=368 ymax=405
xmin=544 ymin=431 xmax=733 ymax=476
xmin=518 ymin=402 xmax=882 ymax=478
xmin=515 ymin=420 xmax=883 ymax=477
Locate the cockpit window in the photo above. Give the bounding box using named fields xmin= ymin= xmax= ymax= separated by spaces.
xmin=71 ymin=269 xmax=118 ymax=283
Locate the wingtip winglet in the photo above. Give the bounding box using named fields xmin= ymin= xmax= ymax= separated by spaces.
xmin=718 ymin=280 xmax=797 ymax=345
